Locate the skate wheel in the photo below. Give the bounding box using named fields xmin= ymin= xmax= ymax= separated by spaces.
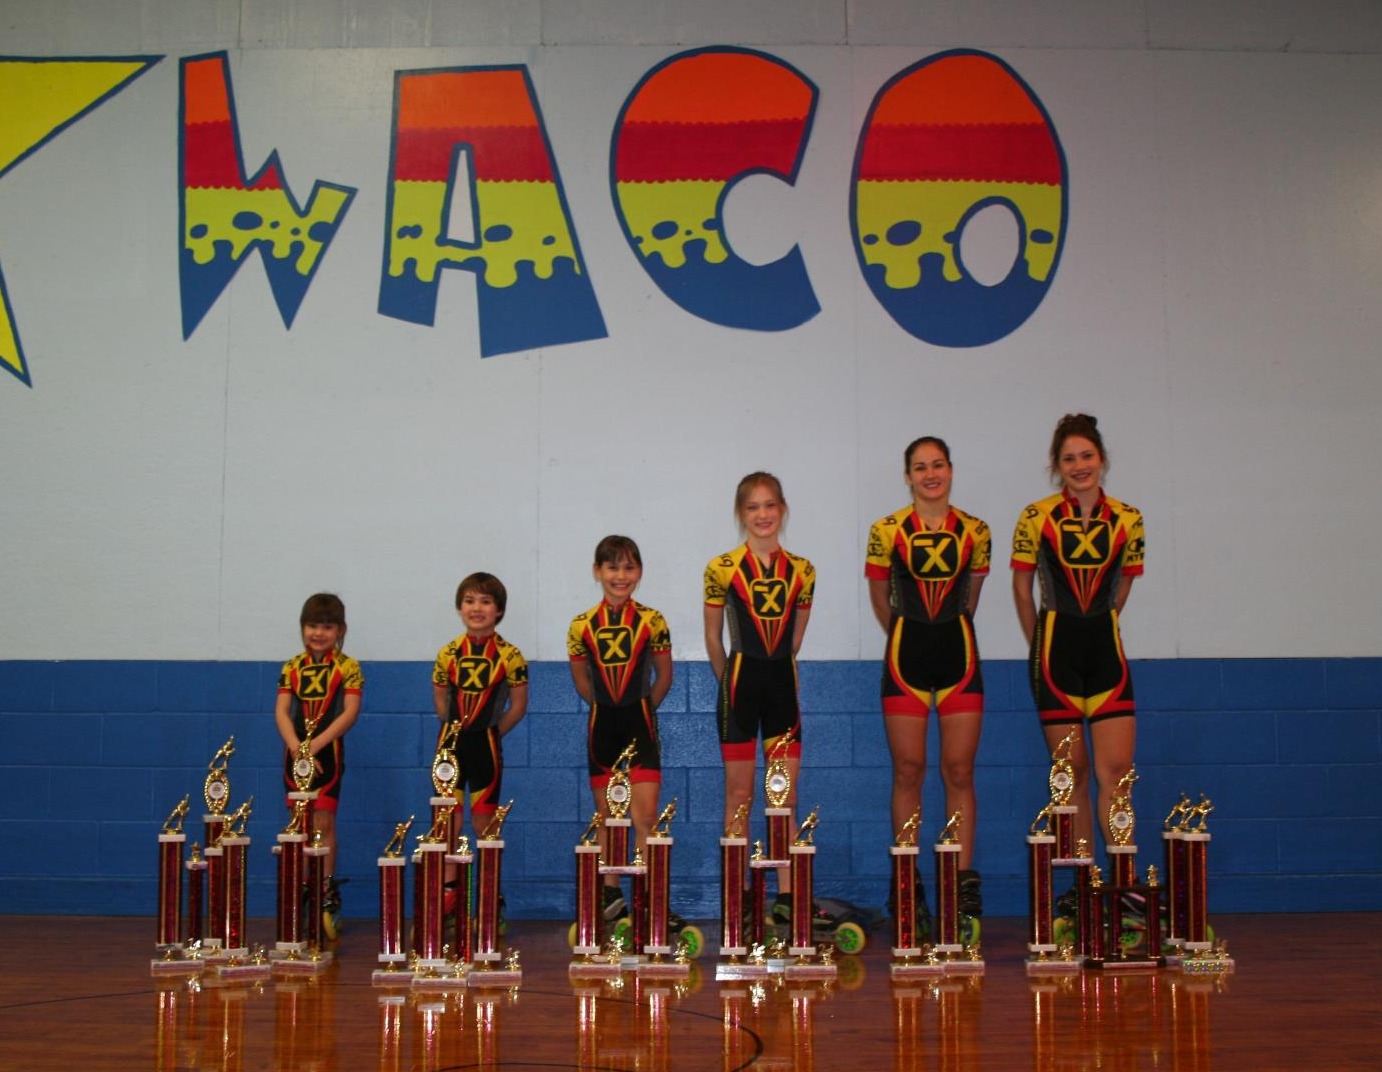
xmin=567 ymin=921 xmax=579 ymax=949
xmin=1052 ymin=917 xmax=1076 ymax=945
xmin=611 ymin=918 xmax=633 ymax=951
xmin=960 ymin=917 xmax=981 ymax=947
xmin=322 ymin=912 xmax=340 ymax=941
xmin=677 ymin=925 xmax=705 ymax=959
xmin=833 ymin=921 xmax=866 ymax=955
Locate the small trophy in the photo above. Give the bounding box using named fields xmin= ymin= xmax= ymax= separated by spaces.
xmin=570 ymin=812 xmax=620 ymax=978
xmin=411 ymin=804 xmax=454 ymax=976
xmin=372 ymin=816 xmax=413 ymax=985
xmin=603 ymin=742 xmax=637 ymax=872
xmin=1162 ymin=793 xmax=1193 ymax=951
xmin=718 ymin=802 xmax=763 ymax=979
xmin=288 ymin=730 xmax=321 ymax=855
xmin=639 ymin=798 xmax=693 ymax=977
xmin=890 ymin=808 xmax=940 ymax=979
xmin=151 ymin=797 xmax=199 ymax=974
xmin=470 ymin=801 xmax=520 ymax=986
xmin=430 ymin=721 xmax=463 ymax=851
xmin=1025 ymin=804 xmax=1076 ymax=975
xmin=271 ymin=799 xmax=320 ymax=971
xmin=783 ymin=806 xmax=835 ymax=980
xmin=213 ymin=799 xmax=270 ymax=981
xmin=933 ymin=811 xmax=983 ymax=974
xmin=1177 ymin=795 xmax=1233 ymax=972
xmin=1105 ymin=767 xmax=1139 ymax=889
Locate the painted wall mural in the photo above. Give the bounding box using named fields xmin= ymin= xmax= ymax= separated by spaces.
xmin=1 ymin=47 xmax=1065 ymax=387
xmin=180 ymin=53 xmax=356 ymax=339
xmin=0 ymin=55 xmax=160 ymax=386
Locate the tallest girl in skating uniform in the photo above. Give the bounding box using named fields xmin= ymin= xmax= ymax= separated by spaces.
xmin=1011 ymin=413 xmax=1144 ymax=913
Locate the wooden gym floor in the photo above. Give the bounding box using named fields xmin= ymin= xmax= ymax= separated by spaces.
xmin=0 ymin=913 xmax=1377 ymax=1070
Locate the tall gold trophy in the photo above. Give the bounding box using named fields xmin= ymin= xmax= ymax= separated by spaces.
xmin=932 ymin=811 xmax=983 ymax=973
xmin=783 ymin=806 xmax=836 ymax=979
xmin=470 ymin=801 xmax=520 ymax=986
xmin=152 ymin=797 xmax=200 ymax=974
xmin=372 ymin=816 xmax=413 ymax=985
xmin=200 ymin=738 xmax=235 ymax=955
xmin=717 ymin=802 xmax=764 ymax=979
xmin=410 ymin=803 xmax=455 ymax=979
xmin=569 ymin=812 xmax=621 ymax=978
xmin=747 ymin=736 xmax=793 ymax=949
xmin=638 ymin=798 xmax=698 ymax=976
xmin=1025 ymin=804 xmax=1077 ymax=975
xmin=890 ymin=809 xmax=941 ymax=978
xmin=271 ymin=800 xmax=319 ymax=970
xmin=213 ymin=799 xmax=270 ymax=981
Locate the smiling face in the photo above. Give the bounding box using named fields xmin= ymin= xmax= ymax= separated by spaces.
xmin=458 ymin=590 xmax=500 ymax=638
xmin=904 ymin=440 xmax=953 ymax=507
xmin=738 ymin=481 xmax=786 ymax=544
xmin=594 ymin=555 xmax=643 ymax=608
xmin=1056 ymin=434 xmax=1105 ymax=496
xmin=302 ymin=620 xmax=343 ymax=659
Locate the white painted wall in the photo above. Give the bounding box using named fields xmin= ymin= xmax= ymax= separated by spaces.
xmin=2 ymin=1 xmax=1380 ymax=661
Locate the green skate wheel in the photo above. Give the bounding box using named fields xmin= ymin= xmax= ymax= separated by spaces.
xmin=1052 ymin=916 xmax=1076 ymax=946
xmin=611 ymin=917 xmax=633 ymax=951
xmin=676 ymin=925 xmax=705 ymax=959
xmin=322 ymin=910 xmax=341 ymax=941
xmin=960 ymin=916 xmax=981 ymax=947
xmin=834 ymin=921 xmax=866 ymax=954
xmin=567 ymin=921 xmax=579 ymax=949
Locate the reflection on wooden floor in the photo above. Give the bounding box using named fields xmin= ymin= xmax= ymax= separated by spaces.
xmin=0 ymin=914 xmax=1379 ymax=1070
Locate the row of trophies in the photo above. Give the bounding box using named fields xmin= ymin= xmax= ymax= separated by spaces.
xmin=154 ymin=727 xmax=1231 ymax=982
xmin=152 ymin=736 xmax=330 ymax=981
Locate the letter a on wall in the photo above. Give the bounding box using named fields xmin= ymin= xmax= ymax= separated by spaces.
xmin=378 ymin=65 xmax=607 ymax=357
xmin=180 ymin=52 xmax=356 ymax=338
xmin=0 ymin=55 xmax=159 ymax=387
xmin=852 ymin=51 xmax=1067 ymax=347
xmin=611 ymin=48 xmax=820 ymax=331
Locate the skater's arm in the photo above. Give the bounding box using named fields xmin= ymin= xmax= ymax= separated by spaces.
xmin=496 ymin=684 xmax=527 ymax=736
xmin=649 ymin=650 xmax=673 ymax=711
xmin=790 ymin=605 xmax=811 ymax=656
xmin=432 ymin=685 xmax=449 ymax=721
xmin=570 ymin=659 xmax=595 ymax=706
xmin=274 ymin=692 xmax=299 ymax=752
xmin=309 ymin=692 xmax=360 ymax=754
xmin=868 ymin=578 xmax=892 ymax=633
xmin=965 ymin=574 xmax=987 ymax=619
xmin=1012 ymin=571 xmax=1038 ymax=648
xmin=1113 ymin=574 xmax=1135 ymax=615
xmin=703 ymin=604 xmax=727 ymax=680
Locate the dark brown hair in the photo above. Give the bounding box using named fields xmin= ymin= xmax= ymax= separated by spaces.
xmin=903 ymin=436 xmax=952 ymax=469
xmin=455 ymin=572 xmax=507 ymax=621
xmin=299 ymin=593 xmax=346 ymax=644
xmin=593 ymin=534 xmax=642 ymax=568
xmin=1048 ymin=413 xmax=1107 ymax=480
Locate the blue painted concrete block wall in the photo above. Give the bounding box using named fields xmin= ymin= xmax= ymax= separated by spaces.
xmin=1 ymin=659 xmax=1379 ymax=918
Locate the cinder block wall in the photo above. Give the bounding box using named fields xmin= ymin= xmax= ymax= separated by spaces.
xmin=1 ymin=659 xmax=1378 ymax=918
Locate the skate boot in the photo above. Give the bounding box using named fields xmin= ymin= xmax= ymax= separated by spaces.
xmin=773 ymin=894 xmax=867 ymax=954
xmin=957 ymin=868 xmax=983 ymax=946
xmin=602 ymin=885 xmax=632 ymax=950
xmin=322 ymin=876 xmax=345 ymax=940
xmin=1051 ymin=884 xmax=1079 ymax=947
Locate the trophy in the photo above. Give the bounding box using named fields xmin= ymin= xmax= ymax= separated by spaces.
xmin=430 ymin=720 xmax=463 ymax=849
xmin=1025 ymin=804 xmax=1077 ymax=975
xmin=602 ymin=742 xmax=637 ymax=871
xmin=411 ymin=804 xmax=454 ymax=976
xmin=152 ymin=797 xmax=200 ymax=974
xmin=783 ymin=806 xmax=835 ymax=980
xmin=718 ymin=803 xmax=763 ymax=979
xmin=200 ymin=738 xmax=235 ymax=953
xmin=1105 ymin=767 xmax=1139 ymax=888
xmin=372 ymin=816 xmax=413 ymax=985
xmin=271 ymin=800 xmax=319 ymax=970
xmin=1162 ymin=793 xmax=1193 ymax=951
xmin=932 ymin=811 xmax=983 ymax=973
xmin=470 ymin=801 xmax=520 ymax=986
xmin=1177 ymin=795 xmax=1233 ymax=972
xmin=184 ymin=840 xmax=207 ymax=948
xmin=890 ymin=808 xmax=940 ymax=978
xmin=213 ymin=799 xmax=270 ymax=981
xmin=763 ymin=734 xmax=794 ymax=862
xmin=570 ymin=812 xmax=620 ymax=978
xmin=638 ymin=799 xmax=692 ymax=977
xmin=1048 ymin=731 xmax=1079 ymax=861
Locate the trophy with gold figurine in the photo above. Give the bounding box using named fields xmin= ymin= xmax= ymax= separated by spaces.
xmin=1085 ymin=771 xmax=1163 ymax=971
xmin=469 ymin=801 xmax=520 ymax=986
xmin=372 ymin=816 xmax=413 ymax=985
xmin=151 ymin=797 xmax=201 ymax=974
xmin=783 ymin=806 xmax=836 ymax=979
xmin=746 ymin=734 xmax=794 ymax=949
xmin=600 ymin=741 xmax=644 ymax=960
xmin=411 ymin=802 xmax=455 ymax=977
xmin=638 ymin=798 xmax=702 ymax=976
xmin=212 ymin=798 xmax=271 ymax=981
xmin=271 ymin=800 xmax=310 ymax=961
xmin=200 ymin=737 xmax=235 ymax=955
xmin=931 ymin=811 xmax=983 ymax=973
xmin=1047 ymin=730 xmax=1080 ymax=861
xmin=890 ymin=809 xmax=941 ymax=978
xmin=1041 ymin=732 xmax=1094 ymax=955
xmin=569 ymin=811 xmax=622 ymax=978
xmin=717 ymin=802 xmax=765 ymax=980
xmin=1025 ymin=804 xmax=1078 ymax=975
xmin=430 ymin=719 xmax=464 ymax=846
xmin=1175 ymin=795 xmax=1234 ymax=973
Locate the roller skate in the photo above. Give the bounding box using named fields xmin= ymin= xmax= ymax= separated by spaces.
xmin=1051 ymin=884 xmax=1078 ymax=947
xmin=322 ymin=876 xmax=345 ymax=940
xmin=666 ymin=908 xmax=706 ymax=959
xmin=772 ymin=893 xmax=868 ymax=955
xmin=602 ymin=885 xmax=633 ymax=950
xmin=957 ymin=868 xmax=983 ymax=947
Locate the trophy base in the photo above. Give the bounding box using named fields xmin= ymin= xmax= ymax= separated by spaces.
xmin=1085 ymin=955 xmax=1164 ymax=973
xmin=599 ymin=865 xmax=646 ymax=876
xmin=637 ymin=956 xmax=691 ymax=978
xmin=890 ymin=957 xmax=945 ymax=979
xmin=1025 ymin=947 xmax=1082 ymax=975
xmin=213 ymin=958 xmax=272 ymax=983
xmin=940 ymin=955 xmax=986 ymax=975
xmin=371 ymin=962 xmax=414 ymax=987
xmin=467 ymin=965 xmax=522 ymax=987
xmin=412 ymin=965 xmax=472 ymax=990
xmin=569 ymin=957 xmax=623 ymax=979
xmin=784 ymin=958 xmax=838 ymax=981
xmin=149 ymin=954 xmax=205 ymax=976
xmin=272 ymin=949 xmax=332 ymax=974
xmin=716 ymin=957 xmax=770 ymax=981
xmin=1179 ymin=952 xmax=1236 ymax=974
